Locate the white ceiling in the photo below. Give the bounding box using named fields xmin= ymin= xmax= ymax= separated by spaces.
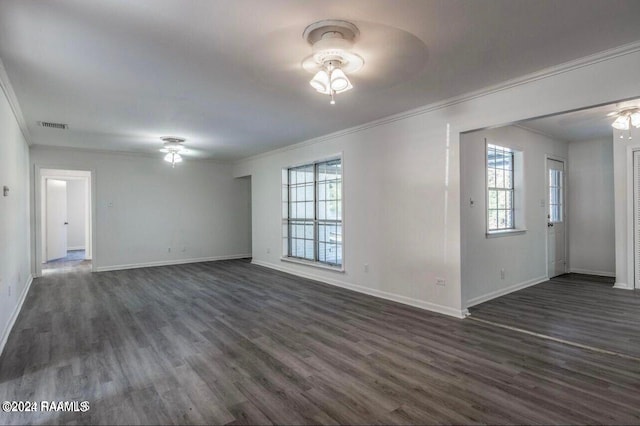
xmin=2 ymin=0 xmax=640 ymax=160
xmin=520 ymin=98 xmax=640 ymax=142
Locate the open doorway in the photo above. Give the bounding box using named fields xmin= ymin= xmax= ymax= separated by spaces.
xmin=38 ymin=168 xmax=93 ymax=275
xmin=462 ymin=98 xmax=640 ymax=359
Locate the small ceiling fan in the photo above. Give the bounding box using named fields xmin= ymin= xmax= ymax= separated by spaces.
xmin=159 ymin=137 xmax=188 ymax=167
xmin=608 ymin=108 xmax=640 ymax=140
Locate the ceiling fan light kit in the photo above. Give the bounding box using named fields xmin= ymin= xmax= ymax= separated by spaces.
xmin=302 ymin=20 xmax=364 ymax=105
xmin=159 ymin=136 xmax=188 ymax=167
xmin=611 ymin=108 xmax=640 ymax=139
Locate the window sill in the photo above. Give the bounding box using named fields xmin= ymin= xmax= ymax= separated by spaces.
xmin=486 ymin=229 xmax=527 ymax=238
xmin=281 ymin=256 xmax=345 ymax=273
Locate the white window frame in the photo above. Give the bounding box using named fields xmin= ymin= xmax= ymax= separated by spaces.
xmin=281 ymin=155 xmax=344 ymax=271
xmin=485 ymin=140 xmax=526 ymax=237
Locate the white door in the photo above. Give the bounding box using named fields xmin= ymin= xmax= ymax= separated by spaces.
xmin=46 ymin=179 xmax=68 ymax=261
xmin=547 ymin=159 xmax=566 ymax=278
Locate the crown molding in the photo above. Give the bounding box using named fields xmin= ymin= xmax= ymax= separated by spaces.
xmin=512 ymin=123 xmax=567 ymax=142
xmin=0 ymin=57 xmax=32 ymax=146
xmin=235 ymin=39 xmax=640 ymax=165
xmin=30 ymin=144 xmax=232 ymax=165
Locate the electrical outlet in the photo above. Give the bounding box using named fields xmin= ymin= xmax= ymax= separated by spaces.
xmin=266 ymin=248 xmax=271 ymax=254
xmin=436 ymin=278 xmax=446 ymax=287
xmin=182 ymin=247 xmax=186 ymax=252
xmin=500 ymin=269 xmax=505 ymax=280
xmin=364 ymin=264 xmax=369 ymax=273
xmin=167 ymin=247 xmax=171 ymax=253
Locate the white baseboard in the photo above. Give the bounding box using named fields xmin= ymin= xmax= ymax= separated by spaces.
xmin=613 ymin=282 xmax=634 ymax=290
xmin=0 ymin=274 xmax=34 ymax=357
xmin=251 ymin=259 xmax=467 ymax=319
xmin=67 ymin=246 xmax=85 ymax=251
xmin=569 ymin=268 xmax=615 ymax=277
xmin=465 ymin=275 xmax=548 ymax=308
xmin=95 ymin=253 xmax=252 ymax=272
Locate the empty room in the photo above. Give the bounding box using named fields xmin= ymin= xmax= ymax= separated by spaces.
xmin=1 ymin=1 xmax=640 ymax=424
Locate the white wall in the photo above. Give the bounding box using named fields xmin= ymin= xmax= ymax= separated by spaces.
xmin=30 ymin=147 xmax=252 ymax=272
xmin=0 ymin=84 xmax=31 ymax=353
xmin=461 ymin=126 xmax=568 ymax=307
xmin=568 ymin=138 xmax=615 ymax=276
xmin=66 ymin=179 xmax=87 ymax=250
xmin=234 ymin=47 xmax=640 ymax=318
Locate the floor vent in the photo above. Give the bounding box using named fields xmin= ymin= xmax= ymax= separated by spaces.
xmin=38 ymin=121 xmax=68 ymax=130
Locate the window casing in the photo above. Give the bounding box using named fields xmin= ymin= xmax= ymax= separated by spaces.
xmin=487 ymin=144 xmax=515 ymax=231
xmin=282 ymin=158 xmax=342 ymax=267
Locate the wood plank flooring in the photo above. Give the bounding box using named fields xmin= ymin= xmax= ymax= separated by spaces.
xmin=1 ymin=261 xmax=640 ymax=425
xmin=470 ymin=273 xmax=640 ymax=358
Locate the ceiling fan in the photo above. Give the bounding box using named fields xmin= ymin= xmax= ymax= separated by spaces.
xmin=608 ymin=108 xmax=640 ymax=139
xmin=159 ymin=137 xmax=189 ymax=167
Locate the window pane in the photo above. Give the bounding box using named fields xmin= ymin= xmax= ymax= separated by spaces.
xmin=286 ymin=159 xmax=342 ymax=266
xmin=505 ymin=210 xmax=513 ymax=228
xmin=498 ymin=191 xmax=506 ymax=209
xmin=489 ymin=191 xmax=498 ymax=209
xmin=498 ymin=168 xmax=507 ymax=188
xmin=488 ymin=169 xmax=496 ymax=187
xmin=488 ymin=209 xmax=498 ymax=230
xmin=305 ymin=201 xmax=314 ymax=219
xmin=504 ymin=170 xmax=512 ymax=188
xmin=487 ymin=144 xmax=515 ymax=231
xmin=497 ymin=210 xmax=506 ymax=229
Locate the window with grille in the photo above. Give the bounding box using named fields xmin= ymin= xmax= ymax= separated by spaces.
xmin=487 ymin=144 xmax=515 ymax=231
xmin=548 ymin=168 xmax=563 ymax=223
xmin=282 ymin=158 xmax=342 ymax=267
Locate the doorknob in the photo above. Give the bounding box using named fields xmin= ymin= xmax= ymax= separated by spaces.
xmin=547 ymin=222 xmax=554 ymax=227
xmin=64 ymin=222 xmax=68 ymax=225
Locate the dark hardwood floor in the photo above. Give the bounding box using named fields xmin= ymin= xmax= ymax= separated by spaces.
xmin=1 ymin=261 xmax=640 ymax=425
xmin=470 ymin=273 xmax=640 ymax=359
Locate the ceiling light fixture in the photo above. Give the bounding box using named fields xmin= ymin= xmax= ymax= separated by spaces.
xmin=611 ymin=108 xmax=640 ymax=139
xmin=302 ymin=20 xmax=364 ymax=105
xmin=159 ymin=137 xmax=187 ymax=168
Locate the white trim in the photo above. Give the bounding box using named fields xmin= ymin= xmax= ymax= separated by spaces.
xmin=34 ymin=166 xmax=97 ymax=277
xmin=613 ymin=282 xmax=633 ymax=290
xmin=281 ymin=256 xmax=344 ymax=272
xmin=0 ymin=57 xmax=32 ymax=146
xmin=569 ymin=268 xmax=615 ymax=277
xmin=632 ymin=148 xmax=640 ymax=289
xmin=235 ymin=40 xmax=640 ymax=165
xmin=95 ymin=254 xmax=252 ymax=272
xmin=67 ymin=246 xmax=85 ymax=251
xmin=252 ymin=259 xmax=467 ymax=319
xmin=465 ymin=275 xmax=548 ymax=308
xmin=485 ymin=229 xmax=527 ymax=238
xmin=0 ymin=274 xmax=33 ymax=357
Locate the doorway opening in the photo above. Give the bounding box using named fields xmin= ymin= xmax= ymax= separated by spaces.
xmin=38 ymin=168 xmax=93 ymax=275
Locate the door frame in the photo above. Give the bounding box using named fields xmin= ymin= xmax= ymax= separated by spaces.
xmin=545 ymin=154 xmax=568 ymax=279
xmin=34 ymin=165 xmax=97 ymax=277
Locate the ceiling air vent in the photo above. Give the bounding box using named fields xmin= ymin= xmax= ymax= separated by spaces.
xmin=38 ymin=121 xmax=68 ymax=130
